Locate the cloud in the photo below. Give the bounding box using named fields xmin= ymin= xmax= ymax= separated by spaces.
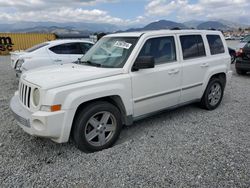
xmin=0 ymin=7 xmax=125 ymax=24
xmin=145 ymin=0 xmax=250 ymax=24
xmin=146 ymin=0 xmax=190 ymax=16
xmin=0 ymin=0 xmax=117 ymax=8
xmin=0 ymin=0 xmax=136 ymax=25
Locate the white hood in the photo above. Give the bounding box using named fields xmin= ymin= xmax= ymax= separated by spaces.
xmin=22 ymin=64 xmax=124 ymax=89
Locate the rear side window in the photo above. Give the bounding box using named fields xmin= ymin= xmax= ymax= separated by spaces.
xmin=49 ymin=43 xmax=83 ymax=54
xmin=207 ymin=35 xmax=225 ymax=55
xmin=180 ymin=35 xmax=206 ymax=60
xmin=138 ymin=36 xmax=176 ymax=65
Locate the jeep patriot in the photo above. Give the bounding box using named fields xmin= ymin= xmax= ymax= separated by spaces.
xmin=10 ymin=30 xmax=232 ymax=152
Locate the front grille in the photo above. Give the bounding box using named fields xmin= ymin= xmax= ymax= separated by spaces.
xmin=19 ymin=82 xmax=32 ymax=108
xmin=11 ymin=108 xmax=30 ymax=128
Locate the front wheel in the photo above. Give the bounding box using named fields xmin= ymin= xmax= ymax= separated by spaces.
xmin=200 ymin=78 xmax=224 ymax=110
xmin=72 ymin=101 xmax=122 ymax=152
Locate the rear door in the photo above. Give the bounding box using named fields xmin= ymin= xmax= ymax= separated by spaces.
xmin=178 ymin=34 xmax=208 ymax=103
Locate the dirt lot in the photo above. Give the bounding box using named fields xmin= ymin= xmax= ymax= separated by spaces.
xmin=0 ymin=56 xmax=250 ymax=187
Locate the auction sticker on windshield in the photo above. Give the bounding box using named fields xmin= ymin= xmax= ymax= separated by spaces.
xmin=114 ymin=41 xmax=132 ymax=49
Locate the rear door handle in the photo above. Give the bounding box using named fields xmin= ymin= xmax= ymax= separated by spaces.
xmin=168 ymin=69 xmax=180 ymax=75
xmin=200 ymin=63 xmax=209 ymax=68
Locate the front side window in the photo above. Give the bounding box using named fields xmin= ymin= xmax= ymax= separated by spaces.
xmin=80 ymin=37 xmax=138 ymax=68
xmin=138 ymin=36 xmax=176 ymax=65
xmin=80 ymin=43 xmax=93 ymax=54
xmin=180 ymin=35 xmax=206 ymax=60
xmin=50 ymin=43 xmax=82 ymax=54
xmin=207 ymin=35 xmax=225 ymax=55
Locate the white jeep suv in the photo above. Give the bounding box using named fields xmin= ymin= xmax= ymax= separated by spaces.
xmin=10 ymin=30 xmax=232 ymax=152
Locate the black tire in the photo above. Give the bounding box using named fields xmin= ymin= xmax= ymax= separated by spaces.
xmin=72 ymin=101 xmax=122 ymax=152
xmin=200 ymin=78 xmax=224 ymax=110
xmin=236 ymin=69 xmax=247 ymax=75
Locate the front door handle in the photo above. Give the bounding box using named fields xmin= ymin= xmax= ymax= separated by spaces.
xmin=168 ymin=69 xmax=180 ymax=75
xmin=54 ymin=59 xmax=62 ymax=62
xmin=200 ymin=63 xmax=209 ymax=68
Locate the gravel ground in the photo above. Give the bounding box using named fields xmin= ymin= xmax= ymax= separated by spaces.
xmin=0 ymin=56 xmax=250 ymax=188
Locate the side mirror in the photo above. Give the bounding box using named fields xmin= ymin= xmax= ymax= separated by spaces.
xmin=132 ymin=56 xmax=155 ymax=71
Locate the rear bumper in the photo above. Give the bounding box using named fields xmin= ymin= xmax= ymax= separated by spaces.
xmin=235 ymin=58 xmax=250 ymax=71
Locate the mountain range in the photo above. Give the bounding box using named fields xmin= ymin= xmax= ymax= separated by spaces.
xmin=0 ymin=19 xmax=248 ymax=35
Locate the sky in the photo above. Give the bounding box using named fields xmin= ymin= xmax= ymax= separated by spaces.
xmin=0 ymin=0 xmax=249 ymax=26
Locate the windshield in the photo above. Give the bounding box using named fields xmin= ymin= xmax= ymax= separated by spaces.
xmin=25 ymin=42 xmax=49 ymax=52
xmin=242 ymin=35 xmax=250 ymax=42
xmin=80 ymin=37 xmax=138 ymax=68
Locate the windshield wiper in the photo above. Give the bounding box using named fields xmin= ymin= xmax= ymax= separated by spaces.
xmin=79 ymin=60 xmax=102 ymax=67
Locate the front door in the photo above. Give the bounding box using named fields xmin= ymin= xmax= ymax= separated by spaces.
xmin=130 ymin=36 xmax=182 ymax=117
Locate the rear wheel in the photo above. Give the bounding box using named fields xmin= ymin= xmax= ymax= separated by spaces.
xmin=73 ymin=101 xmax=122 ymax=152
xmin=200 ymin=78 xmax=224 ymax=110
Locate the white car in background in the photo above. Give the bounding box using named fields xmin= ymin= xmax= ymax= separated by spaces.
xmin=10 ymin=39 xmax=94 ymax=77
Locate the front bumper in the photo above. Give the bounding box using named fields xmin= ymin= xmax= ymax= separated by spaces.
xmin=10 ymin=95 xmax=66 ymax=142
xmin=235 ymin=58 xmax=250 ymax=71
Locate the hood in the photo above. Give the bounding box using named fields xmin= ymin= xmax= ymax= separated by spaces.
xmin=22 ymin=63 xmax=124 ymax=89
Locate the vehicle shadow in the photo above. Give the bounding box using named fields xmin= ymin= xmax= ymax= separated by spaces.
xmin=116 ymin=103 xmax=200 ymax=145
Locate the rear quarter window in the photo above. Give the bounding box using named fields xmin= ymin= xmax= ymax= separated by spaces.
xmin=206 ymin=35 xmax=225 ymax=55
xmin=180 ymin=35 xmax=206 ymax=60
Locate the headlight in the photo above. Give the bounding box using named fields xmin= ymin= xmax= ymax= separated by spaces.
xmin=16 ymin=59 xmax=25 ymax=70
xmin=33 ymin=88 xmax=40 ymax=106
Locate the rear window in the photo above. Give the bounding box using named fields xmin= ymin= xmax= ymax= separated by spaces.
xmin=25 ymin=43 xmax=49 ymax=52
xmin=180 ymin=35 xmax=206 ymax=60
xmin=207 ymin=35 xmax=225 ymax=55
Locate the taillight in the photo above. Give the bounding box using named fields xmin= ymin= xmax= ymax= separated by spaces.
xmin=236 ymin=48 xmax=243 ymax=57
